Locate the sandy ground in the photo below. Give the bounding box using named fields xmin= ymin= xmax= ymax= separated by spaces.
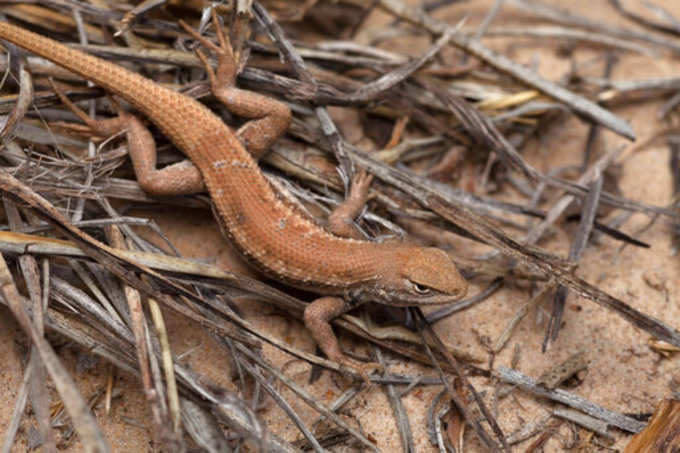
xmin=3 ymin=0 xmax=680 ymax=451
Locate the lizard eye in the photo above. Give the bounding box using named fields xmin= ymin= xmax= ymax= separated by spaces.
xmin=409 ymin=281 xmax=431 ymax=295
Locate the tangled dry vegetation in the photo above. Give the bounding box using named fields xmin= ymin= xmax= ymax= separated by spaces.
xmin=2 ymin=0 xmax=680 ymax=452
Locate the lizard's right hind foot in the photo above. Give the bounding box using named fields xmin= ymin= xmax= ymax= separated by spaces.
xmin=179 ymin=8 xmax=239 ymax=91
xmin=178 ymin=9 xmax=290 ymax=160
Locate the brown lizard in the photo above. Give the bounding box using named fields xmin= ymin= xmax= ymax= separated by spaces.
xmin=0 ymin=15 xmax=467 ymax=376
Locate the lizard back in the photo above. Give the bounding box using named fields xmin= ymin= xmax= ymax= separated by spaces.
xmin=0 ymin=22 xmax=391 ymax=292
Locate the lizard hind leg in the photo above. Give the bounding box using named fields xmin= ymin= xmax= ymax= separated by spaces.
xmin=48 ymin=79 xmax=206 ymax=197
xmin=179 ymin=9 xmax=291 ymax=160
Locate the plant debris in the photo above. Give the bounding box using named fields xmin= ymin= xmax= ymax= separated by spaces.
xmin=0 ymin=1 xmax=679 ymax=452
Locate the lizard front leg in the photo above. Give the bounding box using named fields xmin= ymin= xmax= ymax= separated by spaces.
xmin=180 ymin=10 xmax=291 ymax=160
xmin=303 ymin=296 xmax=382 ymax=381
xmin=49 ymin=80 xmax=205 ymax=197
xmin=181 ymin=10 xmax=373 ymax=240
xmin=307 ymin=170 xmax=389 ymax=380
xmin=327 ymin=169 xmax=374 ymax=239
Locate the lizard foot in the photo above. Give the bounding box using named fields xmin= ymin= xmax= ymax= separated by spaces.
xmin=327 ymin=168 xmax=375 ymax=239
xmin=47 ymin=78 xmax=130 ymax=138
xmin=179 ymin=8 xmax=239 ymax=90
xmin=179 ymin=9 xmax=291 ymax=161
xmin=337 ymin=356 xmax=383 ymax=385
xmin=348 ymin=168 xmax=374 ymax=204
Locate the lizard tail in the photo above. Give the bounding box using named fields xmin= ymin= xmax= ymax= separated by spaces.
xmin=0 ymin=21 xmax=214 ymax=151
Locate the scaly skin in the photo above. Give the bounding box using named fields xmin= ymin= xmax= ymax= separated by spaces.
xmin=0 ymin=19 xmax=467 ymax=376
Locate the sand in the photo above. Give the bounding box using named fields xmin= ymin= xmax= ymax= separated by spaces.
xmin=2 ymin=1 xmax=680 ymax=451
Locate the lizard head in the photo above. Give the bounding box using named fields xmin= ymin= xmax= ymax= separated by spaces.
xmin=368 ymin=245 xmax=468 ymax=305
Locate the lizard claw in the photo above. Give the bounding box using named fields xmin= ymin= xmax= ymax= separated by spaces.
xmin=179 ymin=8 xmax=239 ymax=89
xmin=48 ymin=78 xmax=97 ymax=131
xmin=326 ymin=168 xmax=375 ymax=239
xmin=349 ymin=169 xmax=375 ymax=204
xmin=339 ymin=357 xmax=383 ymax=385
xmin=47 ymin=78 xmax=130 ymax=139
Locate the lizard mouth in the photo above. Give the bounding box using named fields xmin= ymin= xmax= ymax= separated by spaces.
xmin=373 ymin=291 xmax=467 ymax=306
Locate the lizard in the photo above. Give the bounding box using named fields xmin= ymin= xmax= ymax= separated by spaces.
xmin=0 ymin=14 xmax=468 ymax=377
